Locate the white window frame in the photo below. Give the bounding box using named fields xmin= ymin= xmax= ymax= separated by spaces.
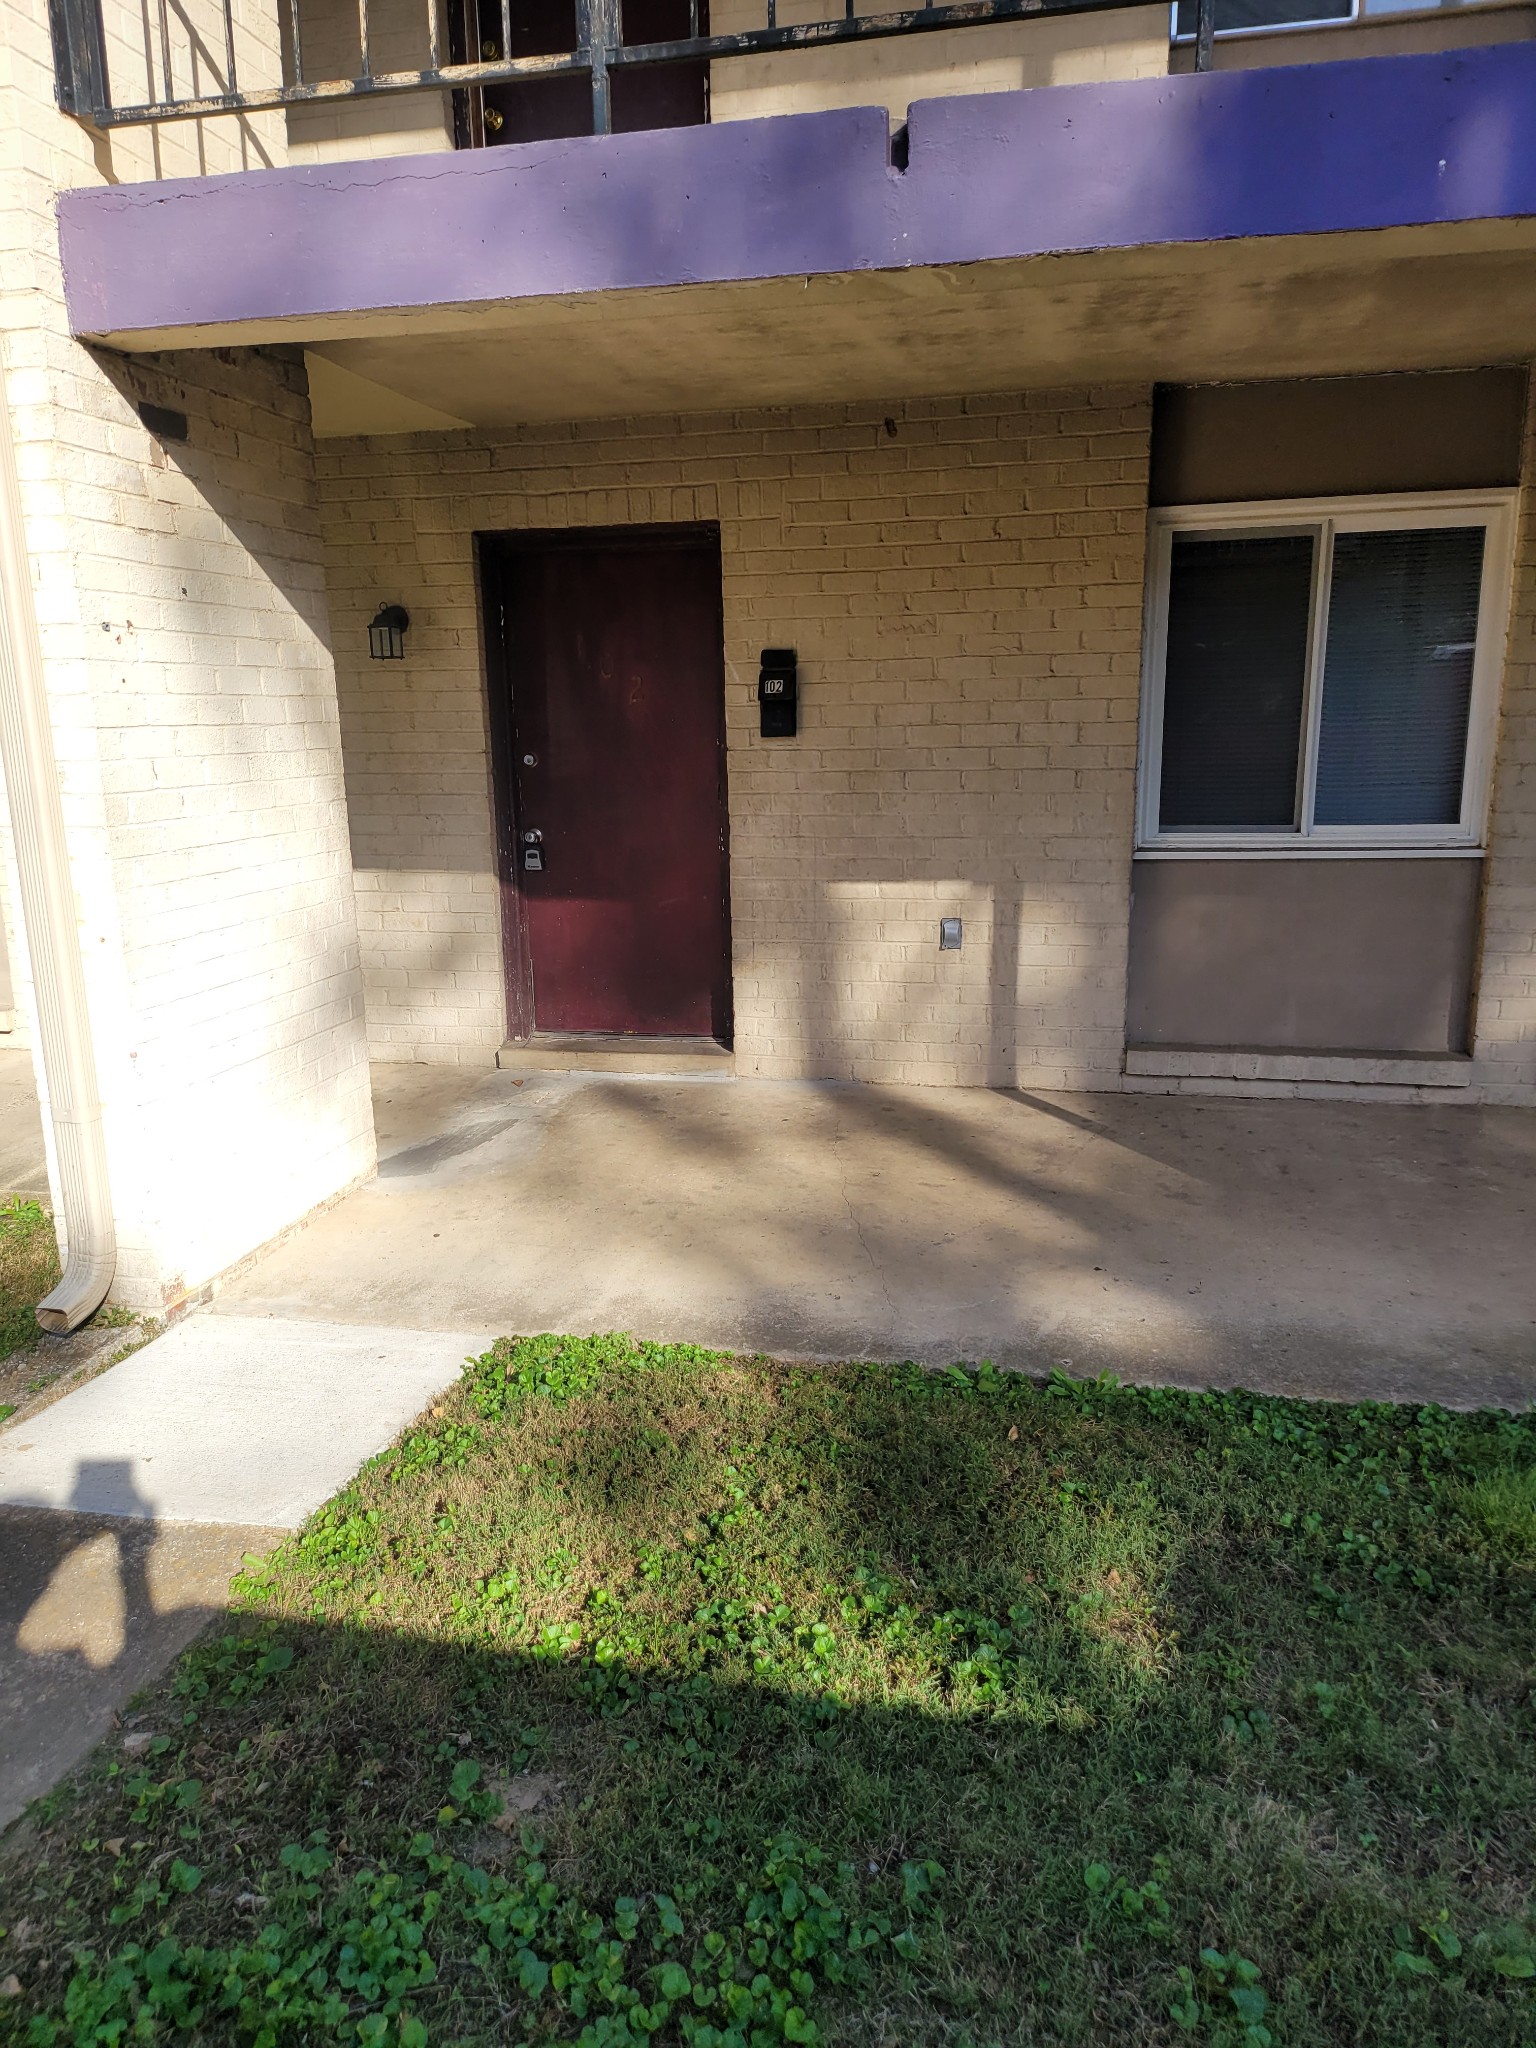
xmin=1166 ymin=0 xmax=1504 ymax=45
xmin=1169 ymin=0 xmax=1353 ymax=43
xmin=1136 ymin=490 xmax=1515 ymax=858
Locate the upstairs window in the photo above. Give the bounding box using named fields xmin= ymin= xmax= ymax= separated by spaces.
xmin=1137 ymin=495 xmax=1512 ymax=852
xmin=1172 ymin=0 xmax=1469 ymax=39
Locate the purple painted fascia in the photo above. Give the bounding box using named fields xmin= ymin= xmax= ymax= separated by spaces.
xmin=60 ymin=107 xmax=899 ymax=336
xmin=901 ymin=44 xmax=1536 ymax=262
xmin=58 ymin=45 xmax=1536 ymax=342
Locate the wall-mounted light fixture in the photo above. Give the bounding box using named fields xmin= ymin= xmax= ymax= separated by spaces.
xmin=368 ymin=604 xmax=410 ymax=660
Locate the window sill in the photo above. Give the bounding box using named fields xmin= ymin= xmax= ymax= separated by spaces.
xmin=1134 ymin=845 xmax=1485 ymax=861
xmin=1125 ymin=1046 xmax=1473 ymax=1088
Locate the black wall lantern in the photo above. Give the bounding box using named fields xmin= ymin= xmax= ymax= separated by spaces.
xmin=368 ymin=604 xmax=410 ymax=660
xmin=758 ymin=647 xmax=797 ymax=738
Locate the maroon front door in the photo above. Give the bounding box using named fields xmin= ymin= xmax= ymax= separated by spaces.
xmin=492 ymin=532 xmax=730 ymax=1040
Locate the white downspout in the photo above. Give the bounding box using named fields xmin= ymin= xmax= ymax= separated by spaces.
xmin=0 ymin=358 xmax=116 ymax=1332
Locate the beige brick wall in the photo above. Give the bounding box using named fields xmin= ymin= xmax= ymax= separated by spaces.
xmin=284 ymin=0 xmax=452 ymax=164
xmin=321 ymin=386 xmax=1536 ymax=1104
xmin=0 ymin=0 xmax=286 ymax=186
xmin=7 ymin=0 xmax=1163 ymax=180
xmin=709 ymin=3 xmax=1168 ymax=129
xmin=318 ymin=389 xmax=1151 ymax=1088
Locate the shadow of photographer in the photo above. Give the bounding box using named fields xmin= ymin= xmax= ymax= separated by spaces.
xmin=0 ymin=1462 xmax=279 ymax=1827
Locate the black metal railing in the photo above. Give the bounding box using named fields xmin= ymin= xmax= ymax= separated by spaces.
xmin=50 ymin=0 xmax=1215 ymax=138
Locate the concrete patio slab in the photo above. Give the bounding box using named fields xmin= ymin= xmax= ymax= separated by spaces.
xmin=0 ymin=1508 xmax=279 ymax=1829
xmin=213 ymin=1065 xmax=1536 ymax=1412
xmin=0 ymin=1316 xmax=486 ymax=1527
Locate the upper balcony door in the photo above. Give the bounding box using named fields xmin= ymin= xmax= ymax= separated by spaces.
xmin=449 ymin=0 xmax=708 ymax=145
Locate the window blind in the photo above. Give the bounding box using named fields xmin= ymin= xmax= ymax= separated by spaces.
xmin=1159 ymin=532 xmax=1314 ymax=830
xmin=1313 ymin=526 xmax=1484 ymax=827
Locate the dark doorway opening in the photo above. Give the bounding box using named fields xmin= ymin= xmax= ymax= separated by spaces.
xmin=482 ymin=527 xmax=732 ymax=1044
xmin=447 ymin=0 xmax=708 ymax=146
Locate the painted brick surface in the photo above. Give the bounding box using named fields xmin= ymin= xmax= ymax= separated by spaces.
xmin=2 ymin=0 xmax=377 ymax=1306
xmin=0 ymin=793 xmax=32 ymax=1046
xmin=318 ymin=391 xmax=1151 ymax=1088
xmin=0 ymin=334 xmax=380 ymax=1303
xmin=1474 ymin=374 xmax=1536 ymax=1104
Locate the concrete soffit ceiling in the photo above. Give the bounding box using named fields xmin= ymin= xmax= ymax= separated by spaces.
xmin=296 ymin=223 xmax=1536 ymax=433
xmin=303 ymin=352 xmax=471 ymax=437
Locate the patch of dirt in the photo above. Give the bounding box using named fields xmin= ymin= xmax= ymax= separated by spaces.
xmin=462 ymin=1774 xmax=566 ymax=1867
xmin=0 ymin=1318 xmax=163 ymax=1434
xmin=488 ymin=1773 xmax=563 ymax=1828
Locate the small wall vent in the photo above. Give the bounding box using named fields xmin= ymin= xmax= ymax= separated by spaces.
xmin=137 ymin=402 xmax=188 ymax=442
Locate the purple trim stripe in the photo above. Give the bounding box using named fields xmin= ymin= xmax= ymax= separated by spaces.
xmin=57 ymin=47 xmax=1536 ymax=341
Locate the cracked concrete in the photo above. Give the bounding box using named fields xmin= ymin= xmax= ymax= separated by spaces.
xmin=832 ymin=1117 xmax=897 ymax=1330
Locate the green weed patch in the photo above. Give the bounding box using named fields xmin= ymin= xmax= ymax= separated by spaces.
xmin=3 ymin=1338 xmax=1535 ymax=2045
xmin=0 ymin=1195 xmax=57 ymax=1366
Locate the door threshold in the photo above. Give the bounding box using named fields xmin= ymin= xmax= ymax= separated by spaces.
xmin=497 ymin=1033 xmax=734 ymax=1076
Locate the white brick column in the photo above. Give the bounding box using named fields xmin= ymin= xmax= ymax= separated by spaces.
xmin=1474 ymin=374 xmax=1536 ymax=1101
xmin=3 ymin=0 xmax=377 ymax=1307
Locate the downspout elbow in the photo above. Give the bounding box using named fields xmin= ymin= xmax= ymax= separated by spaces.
xmin=34 ymin=1108 xmax=116 ymax=1333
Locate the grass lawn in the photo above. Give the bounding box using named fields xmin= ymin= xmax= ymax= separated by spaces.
xmin=0 ymin=1199 xmax=144 ymax=1426
xmin=0 ymin=1196 xmax=59 ymax=1404
xmin=3 ymin=1336 xmax=1535 ymax=2047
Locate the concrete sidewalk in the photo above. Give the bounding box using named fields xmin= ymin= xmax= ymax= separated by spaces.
xmin=216 ymin=1065 xmax=1536 ymax=1411
xmin=0 ymin=1313 xmax=481 ymax=1825
xmin=0 ymin=1315 xmax=487 ymax=1526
